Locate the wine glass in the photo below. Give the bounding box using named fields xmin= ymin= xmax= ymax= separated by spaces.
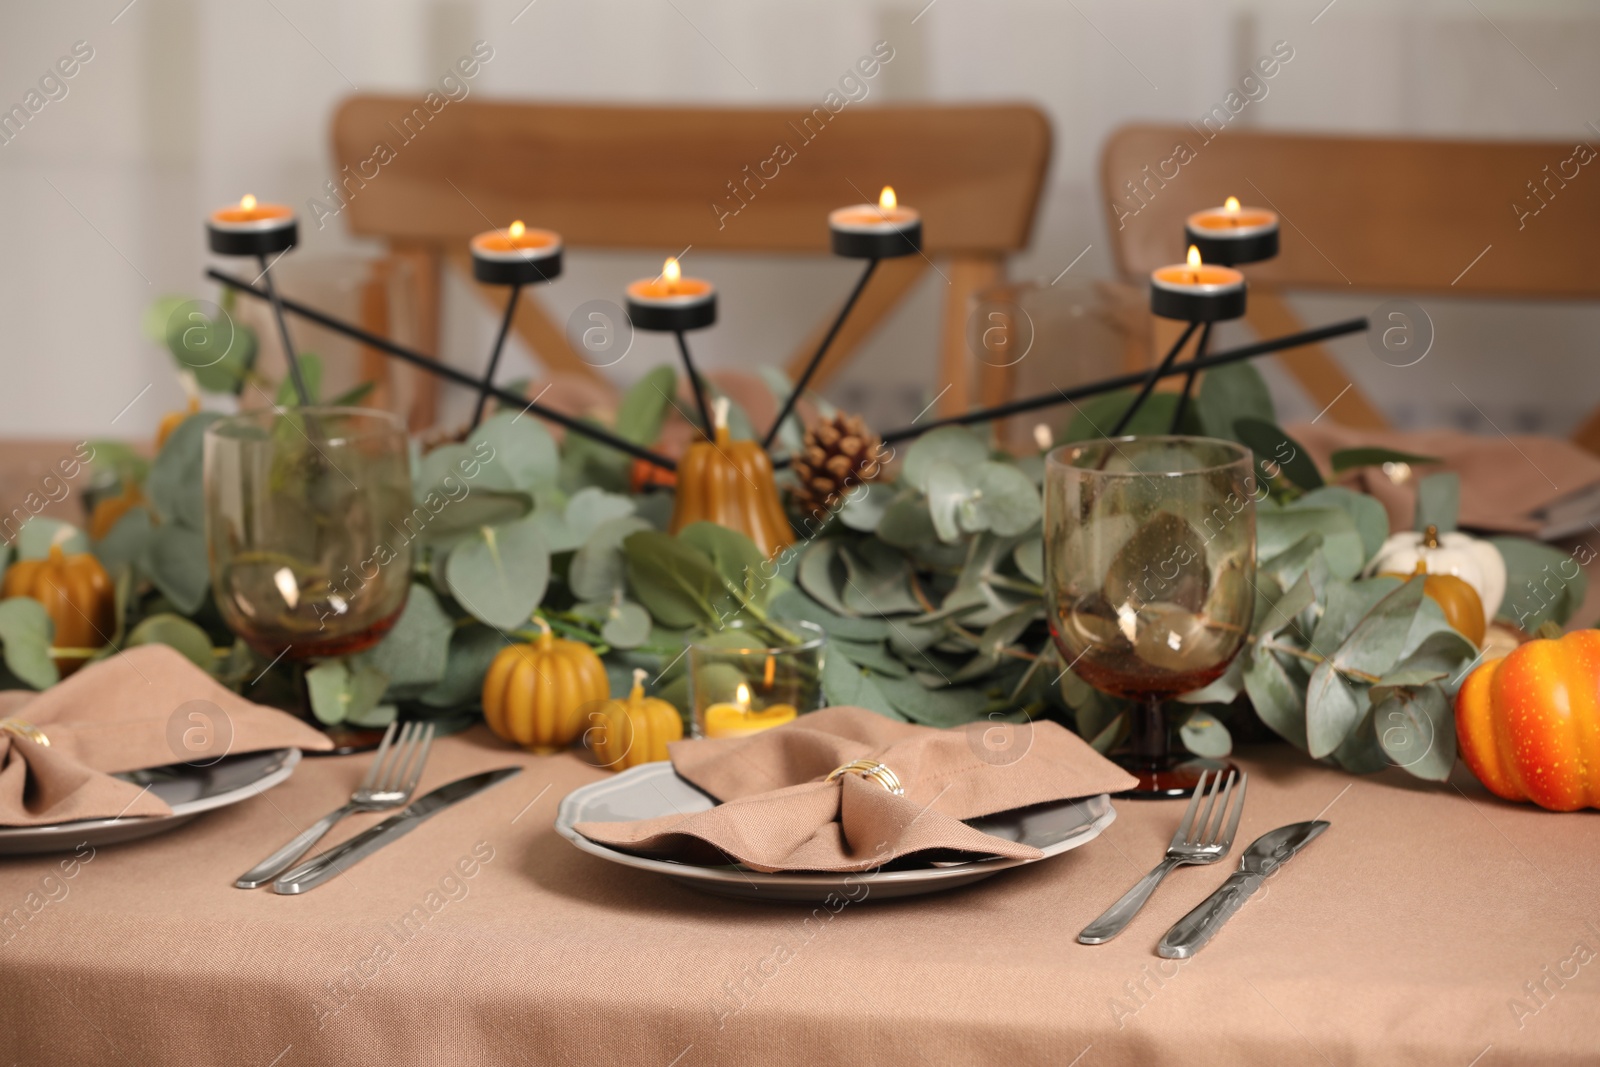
xmin=1044 ymin=436 xmax=1256 ymax=798
xmin=204 ymin=407 xmax=414 ymax=737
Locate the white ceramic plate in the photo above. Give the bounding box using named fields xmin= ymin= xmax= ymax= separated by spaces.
xmin=0 ymin=748 xmax=301 ymax=855
xmin=556 ymin=762 xmax=1115 ymax=902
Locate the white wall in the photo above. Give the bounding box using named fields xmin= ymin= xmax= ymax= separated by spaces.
xmin=2 ymin=0 xmax=1597 ymax=439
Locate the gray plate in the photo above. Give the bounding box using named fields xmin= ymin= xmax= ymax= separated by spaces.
xmin=556 ymin=762 xmax=1115 ymax=902
xmin=0 ymin=748 xmax=301 ymax=855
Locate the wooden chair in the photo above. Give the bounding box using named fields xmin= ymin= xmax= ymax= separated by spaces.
xmin=1100 ymin=126 xmax=1600 ymax=436
xmin=329 ymin=98 xmax=1051 ymax=431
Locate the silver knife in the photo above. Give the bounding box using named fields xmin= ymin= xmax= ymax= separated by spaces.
xmin=1156 ymin=820 xmax=1329 ymax=959
xmin=272 ymin=767 xmax=522 ymax=895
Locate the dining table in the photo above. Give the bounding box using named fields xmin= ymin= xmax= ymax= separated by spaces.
xmin=2 ymin=725 xmax=1595 ymax=1066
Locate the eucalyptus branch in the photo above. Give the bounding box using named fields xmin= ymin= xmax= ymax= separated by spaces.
xmin=1257 ymin=636 xmax=1382 ymax=685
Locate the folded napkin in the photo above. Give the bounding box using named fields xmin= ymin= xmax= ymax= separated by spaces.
xmin=576 ymin=706 xmax=1137 ymax=873
xmin=0 ymin=645 xmax=332 ymax=827
xmin=1291 ymin=422 xmax=1600 ymax=536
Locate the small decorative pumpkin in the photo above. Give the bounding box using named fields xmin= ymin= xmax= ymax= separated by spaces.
xmin=1456 ymin=629 xmax=1600 ymax=811
xmin=1 ymin=543 xmax=115 ymax=676
xmin=670 ymin=398 xmax=793 ymax=558
xmin=481 ymin=618 xmax=609 ymax=753
xmin=88 ymin=483 xmax=147 ymax=542
xmin=1368 ymin=524 xmax=1505 ymax=624
xmin=587 ymin=668 xmax=683 ymax=770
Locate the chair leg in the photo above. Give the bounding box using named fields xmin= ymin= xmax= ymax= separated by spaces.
xmin=392 ymin=245 xmax=443 ymax=432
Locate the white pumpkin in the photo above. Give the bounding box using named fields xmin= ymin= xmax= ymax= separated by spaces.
xmin=1366 ymin=524 xmax=1505 ymax=621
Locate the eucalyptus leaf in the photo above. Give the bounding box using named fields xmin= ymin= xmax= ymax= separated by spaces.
xmin=361 ymin=584 xmax=453 ymax=689
xmin=411 ymin=490 xmax=535 ymax=546
xmin=1491 ymin=536 xmax=1586 ymax=630
xmin=1309 ymin=576 xmax=1402 ymax=654
xmin=1415 ymin=471 xmax=1460 ymax=533
xmin=1104 ymin=512 xmax=1208 ymax=612
xmin=417 ymin=443 xmax=514 ymax=498
xmin=829 ymin=637 xmax=909 ymax=677
xmin=446 ymin=519 xmax=550 ymax=631
xmin=901 ymin=427 xmax=987 ymax=494
xmin=569 ymin=516 xmax=653 ymax=601
xmin=347 ymin=702 xmax=398 ymax=729
xmin=601 ymin=600 xmax=653 ymax=649
xmin=469 ymin=412 xmax=560 ymax=491
xmin=769 ymin=588 xmax=890 ymax=641
xmin=877 ymin=492 xmax=938 ymax=549
xmin=972 ymin=462 xmax=1042 ymax=537
xmin=1305 ymin=656 xmax=1370 ymax=759
xmin=0 ymin=597 xmax=57 ymax=689
xmin=305 ymin=659 xmax=389 ymax=726
xmin=838 ymin=483 xmax=889 ymax=533
xmin=680 ymin=523 xmax=767 ymax=606
xmin=141 ymin=525 xmax=209 ymax=615
xmin=624 ymin=530 xmax=724 ymax=629
xmin=1258 ymin=505 xmax=1364 ymax=581
xmin=419 ymin=623 xmax=505 ymax=708
xmin=1196 ymin=360 xmax=1275 ymax=441
xmin=1179 ymin=709 xmax=1232 ymax=758
xmin=565 ymin=487 xmax=636 ymax=544
xmin=821 ymin=653 xmax=904 ymax=719
xmin=797 ymin=541 xmax=852 ymax=616
xmin=1374 ymin=686 xmax=1455 ymax=780
xmin=615 ymin=365 xmax=678 ymax=447
xmin=146 ymin=412 xmax=222 ymax=530
xmin=925 ymin=462 xmax=971 ymax=544
xmin=1331 ymin=704 xmax=1388 ymax=774
xmin=1292 ymin=486 xmax=1389 ymax=566
xmin=878 ymin=675 xmax=987 ymax=727
xmin=275 ymin=352 xmax=323 ymax=406
xmin=126 ymin=613 xmax=213 ymax=670
xmin=1013 ymin=539 xmax=1044 ymax=585
xmin=839 ymin=542 xmax=921 ymax=616
xmin=1234 ymin=417 xmax=1323 ymax=490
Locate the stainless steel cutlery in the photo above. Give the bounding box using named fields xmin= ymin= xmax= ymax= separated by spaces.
xmin=1078 ymin=770 xmax=1247 ymax=945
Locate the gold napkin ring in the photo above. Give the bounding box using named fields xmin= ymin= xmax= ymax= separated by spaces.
xmin=0 ymin=719 xmax=49 ymax=747
xmin=825 ymin=759 xmax=904 ymax=796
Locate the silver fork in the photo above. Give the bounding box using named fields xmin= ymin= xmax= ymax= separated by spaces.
xmin=1077 ymin=769 xmax=1247 ymax=945
xmin=233 ymin=721 xmax=435 ymax=889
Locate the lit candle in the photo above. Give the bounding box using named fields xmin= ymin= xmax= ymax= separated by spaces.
xmin=1184 ymin=196 xmax=1280 ymax=265
xmin=207 ymin=194 xmax=297 ymax=256
xmin=1150 ymin=245 xmax=1247 ymax=322
xmin=470 ymin=219 xmax=563 ymax=285
xmin=703 ymin=683 xmax=797 ymax=739
xmin=626 ymin=256 xmax=717 ymax=332
xmin=828 ymin=185 xmax=922 ymax=259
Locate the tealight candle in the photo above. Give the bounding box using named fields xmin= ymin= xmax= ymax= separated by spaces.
xmin=470 ymin=219 xmax=563 ymax=285
xmin=1150 ymin=245 xmax=1247 ymax=322
xmin=1184 ymin=196 xmax=1280 ymax=266
xmin=828 ymin=185 xmax=922 ymax=259
xmin=703 ymin=683 xmax=797 ymax=739
xmin=207 ymin=194 xmax=297 ymax=256
xmin=626 ymin=257 xmax=717 ymax=332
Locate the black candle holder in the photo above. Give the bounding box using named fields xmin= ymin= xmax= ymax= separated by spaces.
xmin=468 ymin=228 xmax=564 ymax=429
xmin=206 ymin=205 xmax=311 ymax=407
xmin=626 ymin=276 xmax=717 ymax=435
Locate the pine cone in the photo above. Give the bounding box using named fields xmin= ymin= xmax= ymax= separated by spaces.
xmin=791 ymin=411 xmax=884 ymax=516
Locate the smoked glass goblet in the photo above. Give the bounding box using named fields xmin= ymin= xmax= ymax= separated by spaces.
xmin=1044 ymin=436 xmax=1256 ymax=798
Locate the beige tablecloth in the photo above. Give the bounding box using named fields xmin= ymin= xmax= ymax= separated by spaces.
xmin=0 ymin=727 xmax=1596 ymax=1066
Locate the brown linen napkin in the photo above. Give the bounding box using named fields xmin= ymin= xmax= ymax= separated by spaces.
xmin=1291 ymin=422 xmax=1600 ymax=536
xmin=575 ymin=706 xmax=1137 ymax=873
xmin=0 ymin=645 xmax=333 ymax=827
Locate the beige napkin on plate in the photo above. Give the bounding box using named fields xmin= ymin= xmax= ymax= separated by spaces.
xmin=575 ymin=706 xmax=1137 ymax=873
xmin=0 ymin=645 xmax=332 ymax=827
xmin=1291 ymin=422 xmax=1600 ymax=536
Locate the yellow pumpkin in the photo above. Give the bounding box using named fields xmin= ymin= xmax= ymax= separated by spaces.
xmin=670 ymin=397 xmax=793 ymax=558
xmin=2 ymin=543 xmax=115 ymax=676
xmin=587 ymin=668 xmax=684 ymax=770
xmin=89 ymin=483 xmax=147 ymax=542
xmin=481 ymin=619 xmax=609 ymax=753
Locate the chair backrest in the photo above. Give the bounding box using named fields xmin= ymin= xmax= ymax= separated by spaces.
xmin=330 ymin=97 xmax=1051 ymax=429
xmin=1101 ymin=125 xmax=1600 ymax=434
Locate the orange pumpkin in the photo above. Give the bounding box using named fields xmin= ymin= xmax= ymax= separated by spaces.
xmin=669 ymin=398 xmax=793 ymax=558
xmin=2 ymin=544 xmax=115 ymax=676
xmin=480 ymin=619 xmax=609 ymax=753
xmin=587 ymin=668 xmax=683 ymax=770
xmin=157 ymin=396 xmax=201 ymax=450
xmin=1383 ymin=561 xmax=1486 ymax=647
xmin=1456 ymin=629 xmax=1600 ymax=811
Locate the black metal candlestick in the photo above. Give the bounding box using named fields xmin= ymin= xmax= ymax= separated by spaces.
xmin=206 ymin=204 xmax=311 ymax=407
xmin=473 ymin=282 xmax=522 ymax=429
xmin=762 ymin=257 xmax=879 ymax=449
xmin=255 ymin=253 xmax=313 ymax=408
xmin=1108 ymin=321 xmax=1201 ymax=437
xmin=207 ymin=268 xmax=676 ymax=471
xmin=467 ymin=226 xmax=563 ymax=429
xmin=673 ymin=331 xmax=714 ymax=436
xmin=626 ymin=266 xmax=718 ymax=435
xmin=857 ymin=316 xmax=1369 ymax=451
xmin=1169 ymin=322 xmax=1213 ymax=433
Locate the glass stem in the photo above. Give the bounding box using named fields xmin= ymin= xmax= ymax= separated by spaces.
xmin=1132 ymin=699 xmax=1168 ymax=762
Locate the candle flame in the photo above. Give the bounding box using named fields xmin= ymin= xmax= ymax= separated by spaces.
xmin=735 ymin=683 xmax=751 ymax=709
xmin=1033 ymin=423 xmax=1053 ymax=451
xmin=240 ymin=194 xmax=257 ymax=212
xmin=879 ymin=186 xmax=897 ymax=211
xmin=508 ymin=220 xmax=525 ymax=239
xmin=1224 ymin=196 xmax=1241 ymax=213
xmin=663 ymin=257 xmax=681 ymax=285
xmin=1187 ymin=245 xmax=1202 ymax=268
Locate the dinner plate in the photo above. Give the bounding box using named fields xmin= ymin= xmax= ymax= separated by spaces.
xmin=555 ymin=762 xmax=1115 ymax=902
xmin=0 ymin=748 xmax=301 ymax=856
